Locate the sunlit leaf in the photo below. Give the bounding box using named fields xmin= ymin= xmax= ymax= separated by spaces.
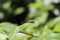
xmin=53 ymin=23 xmax=60 ymax=32
xmin=0 ymin=33 xmax=8 ymax=40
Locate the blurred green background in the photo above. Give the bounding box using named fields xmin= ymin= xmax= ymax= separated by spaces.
xmin=0 ymin=0 xmax=60 ymax=40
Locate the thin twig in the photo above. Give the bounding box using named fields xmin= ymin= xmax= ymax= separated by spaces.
xmin=19 ymin=31 xmax=38 ymax=38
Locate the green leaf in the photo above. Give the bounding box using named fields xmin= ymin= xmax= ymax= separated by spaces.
xmin=18 ymin=23 xmax=33 ymax=31
xmin=47 ymin=19 xmax=55 ymax=28
xmin=26 ymin=26 xmax=35 ymax=34
xmin=53 ymin=23 xmax=60 ymax=32
xmin=0 ymin=27 xmax=4 ymax=33
xmin=2 ymin=1 xmax=11 ymax=9
xmin=0 ymin=33 xmax=8 ymax=40
xmin=14 ymin=7 xmax=25 ymax=15
xmin=9 ymin=27 xmax=19 ymax=40
xmin=0 ymin=22 xmax=17 ymax=34
xmin=44 ymin=32 xmax=60 ymax=40
xmin=33 ymin=12 xmax=48 ymax=27
xmin=15 ymin=35 xmax=31 ymax=40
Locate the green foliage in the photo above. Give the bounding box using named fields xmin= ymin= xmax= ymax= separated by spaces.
xmin=0 ymin=0 xmax=60 ymax=40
